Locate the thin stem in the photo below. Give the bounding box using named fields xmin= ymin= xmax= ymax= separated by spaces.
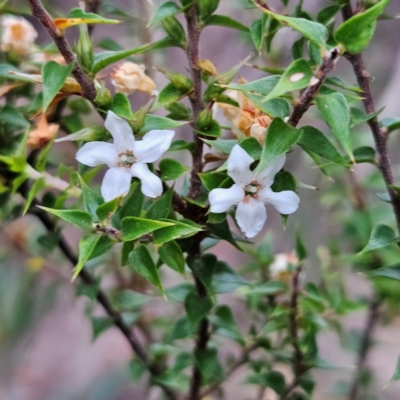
xmin=199 ymin=343 xmax=260 ymax=399
xmin=185 ymin=1 xmax=204 ymax=200
xmin=29 ymin=199 xmax=178 ymax=400
xmin=341 ymin=4 xmax=400 ymax=234
xmin=288 ymin=49 xmax=339 ymax=127
xmin=347 ymin=298 xmax=381 ymax=400
xmin=28 ymin=0 xmax=97 ymax=102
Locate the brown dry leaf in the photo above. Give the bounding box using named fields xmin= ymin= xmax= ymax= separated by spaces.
xmin=28 ymin=114 xmax=59 ymax=148
xmin=0 ymin=82 xmax=24 ymax=97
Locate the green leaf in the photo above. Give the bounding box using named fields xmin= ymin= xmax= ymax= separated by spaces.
xmin=315 ymin=92 xmax=353 ymax=160
xmin=188 ymin=254 xmax=218 ymax=294
xmin=141 ymin=114 xmax=187 ymax=132
xmin=169 ymin=140 xmax=196 ymax=152
xmin=207 ymin=220 xmax=241 ymax=250
xmin=243 ymin=93 xmax=290 ymax=118
xmin=159 ymin=158 xmax=190 ymax=181
xmin=257 ymin=118 xmax=302 ymax=172
xmin=42 ymin=61 xmax=74 ymax=112
xmin=153 ymin=219 xmax=202 ymax=244
xmin=89 ymin=235 xmax=115 ymax=260
xmin=110 ymin=93 xmax=134 ymax=119
xmin=72 ymin=234 xmax=102 ymax=280
xmin=194 ymin=347 xmax=223 ymax=382
xmin=381 ymin=117 xmax=400 ymax=133
xmin=159 ymin=240 xmax=185 ymax=275
xmin=120 ymin=182 xmax=144 ymax=219
xmin=92 ymin=42 xmax=154 ymax=74
xmin=198 ymin=172 xmax=228 ymax=191
xmin=202 ymin=138 xmax=236 ymax=154
xmin=358 ymin=225 xmax=400 ymax=254
xmin=38 ymin=206 xmax=92 ymax=228
xmin=263 ymin=58 xmax=313 ymax=102
xmin=121 ymin=217 xmax=174 ymax=241
xmin=206 ymin=14 xmax=249 ymax=32
xmin=334 ymin=0 xmax=390 ymax=54
xmin=128 ymin=245 xmax=165 ymax=295
xmin=96 ymin=198 xmax=119 ymax=222
xmin=211 ymin=261 xmax=248 ymax=294
xmin=365 ymin=264 xmax=400 ymax=281
xmin=250 ymin=17 xmax=265 ymax=53
xmin=389 ymin=355 xmax=400 ymax=382
xmin=185 ymin=292 xmax=213 ymax=330
xmin=152 ymin=83 xmax=192 ymax=110
xmin=296 ymin=232 xmax=307 ymax=261
xmin=146 ymin=188 xmax=173 ymax=220
xmin=317 ymin=5 xmax=342 ymax=25
xmin=148 ymin=1 xmax=182 ymax=26
xmin=248 ymin=371 xmax=286 ymax=394
xmin=299 ymin=125 xmax=346 ymax=165
xmin=23 ymin=178 xmax=45 ymax=215
xmin=222 ymin=75 xmax=280 ymax=95
xmin=210 ymin=305 xmax=243 ymax=343
xmin=91 ymin=316 xmax=113 ymax=340
xmin=271 ymin=170 xmax=296 ymax=193
xmin=194 ymin=120 xmax=221 ymax=138
xmin=260 ymin=9 xmax=328 ymax=48
xmin=67 ymin=8 xmax=119 ymax=24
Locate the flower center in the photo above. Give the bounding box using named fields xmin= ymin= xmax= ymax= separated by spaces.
xmin=244 ymin=181 xmax=262 ymax=199
xmin=118 ymin=151 xmax=135 ymax=168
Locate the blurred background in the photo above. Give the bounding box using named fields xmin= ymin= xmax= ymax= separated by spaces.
xmin=2 ymin=0 xmax=400 ymax=399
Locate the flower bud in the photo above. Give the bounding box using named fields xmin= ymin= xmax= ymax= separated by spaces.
xmin=269 ymin=253 xmax=298 ymax=282
xmin=55 ymin=126 xmax=109 ymax=142
xmin=198 ymin=59 xmax=218 ymax=77
xmin=76 ymin=25 xmax=93 ymax=74
xmin=1 ymin=15 xmax=38 ymax=55
xmin=94 ymin=81 xmax=112 ymax=107
xmin=111 ymin=62 xmax=156 ymax=96
xmin=196 ymin=109 xmax=213 ymax=130
xmin=161 ymin=17 xmax=187 ymax=46
xmin=164 ymin=71 xmax=193 ymax=92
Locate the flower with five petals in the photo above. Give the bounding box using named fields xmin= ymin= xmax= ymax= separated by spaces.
xmin=76 ymin=111 xmax=174 ymax=201
xmin=208 ymin=145 xmax=300 ymax=238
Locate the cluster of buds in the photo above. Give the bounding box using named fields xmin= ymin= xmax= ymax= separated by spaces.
xmin=216 ymin=77 xmax=272 ymax=144
xmin=110 ymin=62 xmax=156 ymax=96
xmin=1 ymin=15 xmax=37 ymax=55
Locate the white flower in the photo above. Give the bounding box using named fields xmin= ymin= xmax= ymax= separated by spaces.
xmin=76 ymin=111 xmax=174 ymax=201
xmin=208 ymin=145 xmax=300 ymax=238
xmin=1 ymin=15 xmax=37 ymax=55
xmin=111 ymin=62 xmax=156 ymax=96
xmin=270 ymin=253 xmax=298 ymax=281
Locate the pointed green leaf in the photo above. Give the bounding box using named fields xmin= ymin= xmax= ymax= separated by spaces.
xmin=185 ymin=292 xmax=213 ymax=330
xmin=256 ymin=118 xmax=302 ymax=172
xmin=79 ymin=175 xmax=104 ymax=221
xmin=298 ymin=125 xmax=346 ymax=165
xmin=120 ymin=182 xmax=144 ymax=219
xmin=146 ymin=188 xmax=173 ymax=220
xmin=141 ymin=114 xmax=187 ymax=132
xmin=42 ymin=61 xmax=74 ymax=112
xmin=243 ymin=93 xmax=290 ymax=118
xmin=263 ymin=58 xmax=314 ymax=102
xmin=96 ymin=198 xmax=119 ymax=222
xmin=72 ymin=234 xmax=102 ymax=280
xmin=23 ymin=178 xmax=46 ymax=215
xmin=334 ymin=0 xmax=390 ymax=54
xmin=207 ymin=14 xmax=249 ymax=32
xmin=159 ymin=240 xmax=185 ymax=275
xmin=128 ymin=245 xmax=165 ymax=295
xmin=222 ymin=75 xmax=280 ymax=95
xmin=315 ymin=92 xmax=353 ymax=160
xmin=148 ymin=1 xmax=182 ymax=26
xmin=364 ymin=263 xmax=400 ymax=281
xmin=359 ymin=225 xmax=400 ymax=254
xmin=250 ymin=17 xmax=265 ymax=52
xmin=38 ymin=206 xmax=92 ymax=228
xmin=153 ymin=219 xmax=202 ymax=244
xmin=121 ymin=217 xmax=174 ymax=241
xmin=67 ymin=8 xmax=119 ymax=24
xmin=159 ymin=159 xmax=190 ymax=181
xmin=152 ymin=83 xmax=192 ymax=110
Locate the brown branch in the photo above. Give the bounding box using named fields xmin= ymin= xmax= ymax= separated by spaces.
xmin=341 ymin=5 xmax=400 ymax=234
xmin=29 ymin=199 xmax=178 ymax=400
xmin=29 ymin=0 xmax=97 ymax=101
xmin=185 ymin=2 xmax=204 ymax=200
xmin=84 ymin=0 xmax=101 ymax=36
xmin=347 ymin=298 xmax=381 ymax=400
xmin=288 ymin=49 xmax=339 ymax=127
xmin=198 ymin=343 xmax=259 ymax=399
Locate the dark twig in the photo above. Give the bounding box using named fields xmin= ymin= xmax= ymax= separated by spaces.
xmin=84 ymin=0 xmax=101 ymax=36
xmin=198 ymin=343 xmax=260 ymax=399
xmin=288 ymin=266 xmax=305 ymax=377
xmin=185 ymin=2 xmax=204 ymax=200
xmin=341 ymin=4 xmax=400 ymax=234
xmin=29 ymin=200 xmax=178 ymax=400
xmin=347 ymin=298 xmax=381 ymax=400
xmin=28 ymin=0 xmax=97 ymax=101
xmin=288 ymin=49 xmax=339 ymax=127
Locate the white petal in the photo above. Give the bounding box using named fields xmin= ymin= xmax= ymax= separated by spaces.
xmin=259 ymin=187 xmax=300 ymax=215
xmin=76 ymin=142 xmax=119 ymax=167
xmin=101 ymin=167 xmax=132 ymax=201
xmin=130 ymin=162 xmax=162 ymax=198
xmin=236 ymin=197 xmax=267 ymax=238
xmin=209 ymin=184 xmax=245 ymax=213
xmin=256 ymin=154 xmax=286 ymax=187
xmin=104 ymin=110 xmax=135 ymax=153
xmin=133 ymin=130 xmax=175 ymax=163
xmin=227 ymin=145 xmax=254 ymax=187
